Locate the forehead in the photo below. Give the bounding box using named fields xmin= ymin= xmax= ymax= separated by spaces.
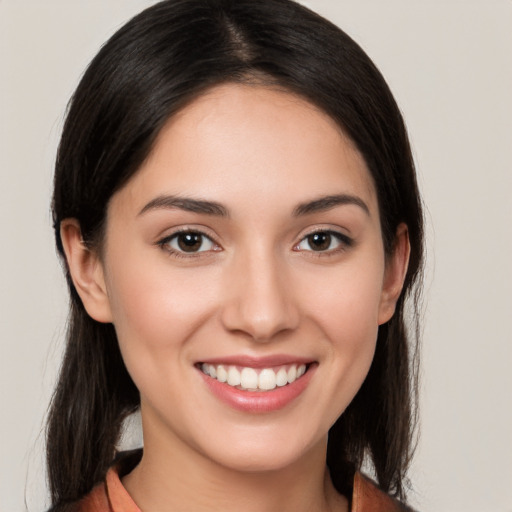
xmin=111 ymin=83 xmax=377 ymax=218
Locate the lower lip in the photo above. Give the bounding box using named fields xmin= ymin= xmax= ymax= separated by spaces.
xmin=199 ymin=365 xmax=316 ymax=413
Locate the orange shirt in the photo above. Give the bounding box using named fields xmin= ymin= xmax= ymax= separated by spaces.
xmin=74 ymin=465 xmax=409 ymax=512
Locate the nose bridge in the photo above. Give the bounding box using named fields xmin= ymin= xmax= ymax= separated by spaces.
xmin=221 ymin=244 xmax=299 ymax=341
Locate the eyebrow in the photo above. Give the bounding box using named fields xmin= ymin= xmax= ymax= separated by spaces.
xmin=138 ymin=195 xmax=229 ymax=217
xmin=138 ymin=193 xmax=369 ymax=218
xmin=293 ymin=194 xmax=370 ymax=216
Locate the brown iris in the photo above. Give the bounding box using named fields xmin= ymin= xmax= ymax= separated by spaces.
xmin=177 ymin=232 xmax=204 ymax=252
xmin=307 ymin=232 xmax=332 ymax=251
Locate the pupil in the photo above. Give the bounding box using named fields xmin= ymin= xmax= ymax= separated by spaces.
xmin=178 ymin=233 xmax=202 ymax=252
xmin=309 ymin=232 xmax=330 ymax=251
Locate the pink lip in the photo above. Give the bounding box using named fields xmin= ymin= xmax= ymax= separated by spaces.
xmin=198 ymin=362 xmax=317 ymax=413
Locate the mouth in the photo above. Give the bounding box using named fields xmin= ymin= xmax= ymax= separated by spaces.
xmin=198 ymin=362 xmax=311 ymax=392
xmin=195 ymin=357 xmax=316 ymax=413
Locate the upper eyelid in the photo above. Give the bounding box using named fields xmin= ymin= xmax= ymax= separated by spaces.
xmin=297 ymin=226 xmax=352 ymax=242
xmin=161 ymin=229 xmax=214 ymax=242
xmin=157 ymin=226 xmax=219 ymax=244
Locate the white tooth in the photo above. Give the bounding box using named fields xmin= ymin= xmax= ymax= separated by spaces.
xmin=287 ymin=365 xmax=297 ymax=383
xmin=227 ymin=366 xmax=241 ymax=386
xmin=276 ymin=368 xmax=288 ymax=387
xmin=258 ymin=368 xmax=277 ymax=390
xmin=240 ymin=367 xmax=258 ymax=390
xmin=208 ymin=364 xmax=217 ymax=379
xmin=216 ymin=365 xmax=227 ymax=382
xmin=201 ymin=363 xmax=209 ymax=376
xmin=297 ymin=364 xmax=306 ymax=378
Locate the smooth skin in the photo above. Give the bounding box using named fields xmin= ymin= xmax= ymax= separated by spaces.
xmin=61 ymin=84 xmax=410 ymax=512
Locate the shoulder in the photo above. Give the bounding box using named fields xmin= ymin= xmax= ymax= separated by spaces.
xmin=46 ymin=481 xmax=111 ymax=512
xmin=57 ymin=451 xmax=143 ymax=512
xmin=56 ymin=481 xmax=111 ymax=512
xmin=351 ymin=472 xmax=416 ymax=512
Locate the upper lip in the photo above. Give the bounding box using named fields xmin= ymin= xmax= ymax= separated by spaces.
xmin=198 ymin=354 xmax=315 ymax=368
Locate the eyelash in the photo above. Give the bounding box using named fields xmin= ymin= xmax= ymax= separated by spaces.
xmin=157 ymin=229 xmax=220 ymax=259
xmin=157 ymin=228 xmax=353 ymax=259
xmin=293 ymin=229 xmax=353 ymax=256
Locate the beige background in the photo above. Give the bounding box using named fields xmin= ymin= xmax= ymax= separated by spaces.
xmin=1 ymin=1 xmax=511 ymax=511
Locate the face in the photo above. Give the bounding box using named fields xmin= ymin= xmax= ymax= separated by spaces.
xmin=72 ymin=84 xmax=407 ymax=474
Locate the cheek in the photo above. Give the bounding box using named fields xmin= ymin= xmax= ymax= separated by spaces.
xmin=105 ymin=261 xmax=220 ymax=365
xmin=104 ymin=264 xmax=224 ymax=427
xmin=319 ymin=281 xmax=380 ymax=377
xmin=296 ymin=259 xmax=384 ymax=411
xmin=300 ymin=256 xmax=385 ymax=340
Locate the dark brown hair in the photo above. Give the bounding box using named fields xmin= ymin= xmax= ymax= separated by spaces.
xmin=48 ymin=0 xmax=424 ymax=508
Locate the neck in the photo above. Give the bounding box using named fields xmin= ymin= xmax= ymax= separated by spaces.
xmin=122 ymin=413 xmax=347 ymax=512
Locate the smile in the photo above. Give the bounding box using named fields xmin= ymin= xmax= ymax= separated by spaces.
xmin=200 ymin=363 xmax=307 ymax=391
xmin=197 ymin=356 xmax=316 ymax=413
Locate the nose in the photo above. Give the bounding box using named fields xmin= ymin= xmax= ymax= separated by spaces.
xmin=220 ymin=251 xmax=300 ymax=342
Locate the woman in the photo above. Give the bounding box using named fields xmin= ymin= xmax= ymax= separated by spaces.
xmin=47 ymin=0 xmax=424 ymax=510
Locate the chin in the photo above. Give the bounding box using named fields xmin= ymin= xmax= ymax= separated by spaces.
xmin=212 ymin=451 xmax=304 ymax=474
xmin=198 ymin=426 xmax=325 ymax=474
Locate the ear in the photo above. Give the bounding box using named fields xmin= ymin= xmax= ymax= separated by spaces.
xmin=60 ymin=219 xmax=113 ymax=323
xmin=378 ymin=223 xmax=411 ymax=325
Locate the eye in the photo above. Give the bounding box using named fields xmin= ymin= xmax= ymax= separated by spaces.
xmin=295 ymin=230 xmax=351 ymax=253
xmin=160 ymin=231 xmax=217 ymax=254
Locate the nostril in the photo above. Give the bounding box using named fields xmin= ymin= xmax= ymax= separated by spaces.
xmin=220 ymin=298 xmax=300 ymax=342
